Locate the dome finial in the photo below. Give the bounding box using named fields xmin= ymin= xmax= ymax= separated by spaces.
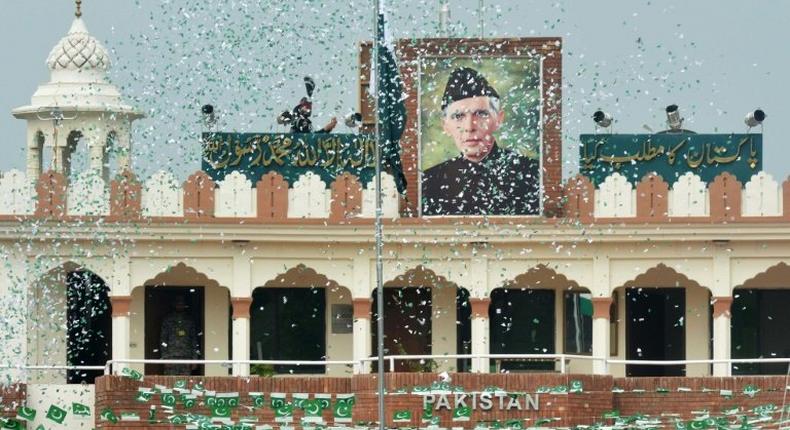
xmin=75 ymin=0 xmax=82 ymax=18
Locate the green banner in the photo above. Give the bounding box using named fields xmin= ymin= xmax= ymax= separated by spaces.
xmin=579 ymin=133 xmax=762 ymax=185
xmin=202 ymin=132 xmax=376 ymax=187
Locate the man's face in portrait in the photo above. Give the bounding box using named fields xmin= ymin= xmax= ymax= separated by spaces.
xmin=442 ymin=96 xmax=504 ymax=163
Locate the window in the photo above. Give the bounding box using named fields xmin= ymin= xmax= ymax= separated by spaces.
xmin=564 ymin=291 xmax=592 ymax=354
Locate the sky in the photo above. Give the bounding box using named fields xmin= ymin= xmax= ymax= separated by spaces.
xmin=0 ymin=0 xmax=788 ymax=181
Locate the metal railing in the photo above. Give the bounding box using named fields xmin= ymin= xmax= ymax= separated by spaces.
xmin=4 ymin=356 xmax=788 ymax=378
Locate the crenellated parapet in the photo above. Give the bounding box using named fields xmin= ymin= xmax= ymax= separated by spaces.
xmin=1 ymin=169 xmax=788 ymax=224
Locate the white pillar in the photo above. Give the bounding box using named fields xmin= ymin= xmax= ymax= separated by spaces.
xmin=712 ymin=296 xmax=733 ymax=377
xmin=591 ymin=297 xmax=613 ymax=375
xmin=111 ymin=296 xmax=132 ymax=374
xmin=470 ymin=298 xmax=490 ymax=373
xmin=352 ymin=298 xmax=372 ymax=374
xmin=231 ymin=298 xmax=251 ymax=376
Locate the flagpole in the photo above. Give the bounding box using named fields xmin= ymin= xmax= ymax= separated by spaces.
xmin=373 ymin=1 xmax=386 ymax=430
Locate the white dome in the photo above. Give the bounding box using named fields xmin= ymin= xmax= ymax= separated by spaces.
xmin=46 ymin=18 xmax=110 ymax=72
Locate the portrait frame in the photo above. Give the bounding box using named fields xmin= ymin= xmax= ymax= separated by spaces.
xmin=393 ymin=38 xmax=563 ymax=217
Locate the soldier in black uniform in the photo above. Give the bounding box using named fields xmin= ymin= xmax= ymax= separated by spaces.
xmin=421 ymin=67 xmax=540 ymax=216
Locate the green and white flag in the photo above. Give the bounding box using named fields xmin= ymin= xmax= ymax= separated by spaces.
xmin=72 ymin=402 xmax=91 ymax=417
xmin=550 ymin=385 xmax=568 ymax=394
xmin=121 ymin=367 xmax=143 ymax=381
xmin=45 ymin=405 xmax=67 ymax=424
xmin=100 ymin=407 xmax=118 ymax=423
xmin=274 ymin=403 xmax=294 ymax=423
xmin=569 ymin=380 xmax=583 ymax=393
xmin=742 ymin=385 xmax=760 ymax=397
xmin=169 ymin=414 xmax=188 ymax=424
xmin=505 ymin=419 xmax=524 ymax=429
xmin=182 ymin=393 xmax=198 ymax=409
xmin=316 ymin=394 xmax=332 ymax=411
xmin=212 ymin=405 xmax=232 ymax=418
xmin=393 ymin=410 xmax=412 ymax=423
xmin=161 ymin=389 xmax=177 ymax=407
xmin=293 ymin=393 xmax=309 ymax=410
xmin=217 ymin=392 xmax=240 ymax=408
xmin=136 ymin=387 xmax=154 ymax=402
xmin=147 ymin=406 xmax=157 ymax=423
xmin=333 ymin=394 xmax=355 ymax=423
xmin=16 ymin=407 xmax=36 ymax=421
xmin=271 ymin=393 xmax=287 ymax=409
xmin=303 ymin=399 xmax=325 ymax=423
xmin=249 ymin=392 xmax=265 ymax=409
xmin=452 ymin=406 xmax=471 ymax=422
xmin=0 ymin=418 xmax=22 ymax=430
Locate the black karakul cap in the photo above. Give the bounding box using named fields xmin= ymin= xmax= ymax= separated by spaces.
xmin=441 ymin=67 xmax=500 ymax=110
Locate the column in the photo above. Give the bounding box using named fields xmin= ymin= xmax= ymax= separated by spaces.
xmin=712 ymin=296 xmax=733 ymax=376
xmin=110 ymin=296 xmax=132 ymax=375
xmin=470 ymin=297 xmax=490 ymax=373
xmin=352 ymin=298 xmax=372 ymax=374
xmin=231 ymin=298 xmax=252 ymax=376
xmin=591 ymin=297 xmax=613 ymax=375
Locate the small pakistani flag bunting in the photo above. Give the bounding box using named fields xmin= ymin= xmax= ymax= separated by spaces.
xmin=16 ymin=407 xmax=36 ymax=421
xmin=315 ymin=393 xmax=331 ymax=411
xmin=72 ymin=402 xmax=90 ymax=417
xmin=216 ymin=392 xmax=240 ymax=408
xmin=293 ymin=393 xmax=308 ymax=409
xmin=147 ymin=406 xmax=156 ymax=423
xmin=303 ymin=399 xmax=324 ymax=422
xmin=271 ymin=393 xmax=287 ymax=409
xmin=505 ymin=419 xmax=524 ymax=429
xmin=136 ymin=387 xmax=154 ymax=402
xmin=333 ymin=394 xmax=354 ymax=423
xmin=182 ymin=393 xmax=198 ymax=409
xmin=452 ymin=405 xmax=471 ymax=422
xmin=121 ymin=367 xmax=143 ymax=381
xmin=743 ymin=385 xmax=760 ymax=397
xmin=249 ymin=392 xmax=265 ymax=409
xmin=100 ymin=407 xmax=118 ymax=423
xmin=393 ymin=410 xmax=412 ymax=423
xmin=569 ymin=380 xmax=583 ymax=393
xmin=211 ymin=405 xmax=232 ymax=418
xmin=274 ymin=402 xmax=294 ymax=423
xmin=161 ymin=389 xmax=177 ymax=407
xmin=45 ymin=405 xmax=67 ymax=424
xmin=0 ymin=418 xmax=22 ymax=429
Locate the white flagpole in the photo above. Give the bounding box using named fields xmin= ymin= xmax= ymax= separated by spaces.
xmin=374 ymin=1 xmax=386 ymax=430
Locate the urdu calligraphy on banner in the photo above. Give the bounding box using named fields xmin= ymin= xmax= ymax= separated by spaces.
xmin=202 ymin=132 xmax=376 ymax=186
xmin=579 ymin=133 xmax=762 ymax=185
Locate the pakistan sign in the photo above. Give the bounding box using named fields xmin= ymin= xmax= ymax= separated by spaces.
xmin=579 ymin=133 xmax=762 ymax=185
xmin=202 ymin=132 xmax=376 ymax=186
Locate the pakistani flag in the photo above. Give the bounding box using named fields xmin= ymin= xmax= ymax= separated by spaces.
xmin=216 ymin=392 xmax=240 ymax=408
xmin=211 ymin=405 xmax=232 ymax=419
xmin=303 ymin=399 xmax=325 ymax=423
xmin=374 ymin=5 xmax=407 ymax=194
xmin=182 ymin=393 xmax=198 ymax=409
xmin=16 ymin=407 xmax=35 ymax=421
xmin=249 ymin=392 xmax=265 ymax=409
xmin=315 ymin=394 xmax=332 ymax=411
xmin=147 ymin=406 xmax=156 ymax=423
xmin=136 ymin=388 xmax=154 ymax=402
xmin=270 ymin=393 xmax=287 ymax=409
xmin=452 ymin=406 xmax=471 ymax=422
xmin=100 ymin=407 xmax=118 ymax=423
xmin=121 ymin=367 xmax=143 ymax=381
xmin=161 ymin=390 xmax=177 ymax=407
xmin=72 ymin=402 xmax=91 ymax=417
xmin=46 ymin=405 xmax=67 ymax=424
xmin=333 ymin=394 xmax=354 ymax=423
xmin=0 ymin=418 xmax=22 ymax=429
xmin=393 ymin=410 xmax=412 ymax=423
xmin=569 ymin=380 xmax=583 ymax=393
xmin=293 ymin=393 xmax=309 ymax=410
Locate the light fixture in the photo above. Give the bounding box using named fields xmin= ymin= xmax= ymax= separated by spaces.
xmin=744 ymin=109 xmax=766 ymax=129
xmin=201 ymin=104 xmax=216 ymax=129
xmin=593 ymin=110 xmax=613 ymax=128
xmin=665 ymin=104 xmax=683 ymax=131
xmin=344 ymin=112 xmax=363 ymax=128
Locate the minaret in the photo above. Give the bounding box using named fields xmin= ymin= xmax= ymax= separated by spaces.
xmin=12 ymin=1 xmax=143 ymax=183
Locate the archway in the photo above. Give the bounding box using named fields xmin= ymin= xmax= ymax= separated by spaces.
xmin=614 ymin=264 xmax=711 ymax=377
xmin=251 ymin=265 xmax=353 ymax=376
xmin=732 ymin=262 xmax=790 ymax=375
xmin=30 ymin=262 xmax=112 ymax=384
xmin=493 ymin=265 xmax=590 ymax=373
xmin=373 ymin=266 xmax=469 ymax=372
xmin=134 ymin=263 xmax=230 ymax=376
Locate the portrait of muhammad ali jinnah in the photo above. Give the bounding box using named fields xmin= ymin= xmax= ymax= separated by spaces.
xmin=420 ymin=63 xmax=542 ymax=216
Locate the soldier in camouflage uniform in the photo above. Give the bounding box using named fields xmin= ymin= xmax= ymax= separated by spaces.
xmin=159 ymin=295 xmax=200 ymax=375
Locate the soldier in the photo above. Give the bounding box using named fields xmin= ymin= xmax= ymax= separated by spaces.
xmin=159 ymin=295 xmax=200 ymax=375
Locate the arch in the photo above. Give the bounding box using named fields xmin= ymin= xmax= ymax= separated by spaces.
xmin=735 ymin=261 xmax=790 ymax=289
xmin=131 ymin=262 xmax=230 ymax=377
xmin=252 ymin=264 xmax=353 ymax=376
xmin=613 ymin=263 xmax=711 ymax=377
xmin=501 ymin=263 xmax=588 ymax=291
xmin=616 ymin=263 xmax=709 ymax=291
xmin=63 ymin=129 xmax=85 ymax=178
xmin=383 ymin=265 xmax=454 ymax=288
xmin=30 ymin=262 xmax=112 ymax=384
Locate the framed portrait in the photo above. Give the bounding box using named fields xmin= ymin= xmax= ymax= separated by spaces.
xmin=419 ymin=54 xmax=543 ymax=216
xmin=359 ymin=38 xmax=563 ymax=216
